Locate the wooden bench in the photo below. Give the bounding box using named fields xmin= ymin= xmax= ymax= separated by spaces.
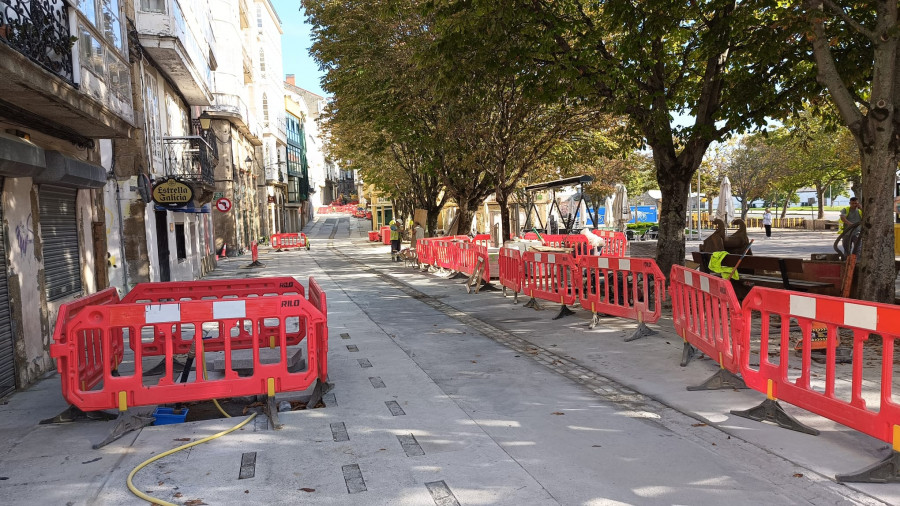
xmin=691 ymin=252 xmax=836 ymax=293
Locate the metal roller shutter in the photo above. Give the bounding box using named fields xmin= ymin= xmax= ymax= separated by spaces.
xmin=0 ymin=178 xmax=15 ymax=397
xmin=39 ymin=185 xmax=82 ymax=301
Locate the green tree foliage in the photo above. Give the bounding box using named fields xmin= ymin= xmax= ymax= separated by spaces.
xmin=428 ymin=0 xmax=818 ymax=277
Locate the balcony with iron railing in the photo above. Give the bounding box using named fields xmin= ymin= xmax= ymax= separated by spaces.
xmin=162 ymin=135 xmax=218 ymax=198
xmin=0 ymin=0 xmax=74 ymax=84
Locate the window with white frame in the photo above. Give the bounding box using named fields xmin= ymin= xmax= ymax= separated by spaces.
xmin=144 ymin=71 xmax=163 ymax=173
xmin=263 ymin=93 xmax=269 ymax=127
xmin=73 ymin=0 xmax=132 ymax=108
xmin=259 ymin=49 xmax=266 ymax=76
xmin=139 ymin=0 xmax=166 ymax=13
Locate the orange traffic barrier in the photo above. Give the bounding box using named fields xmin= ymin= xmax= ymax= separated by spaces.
xmin=669 ymin=265 xmax=746 ymax=389
xmin=307 ymin=276 xmax=328 ymax=384
xmin=472 ymin=234 xmax=492 ymax=248
xmin=381 ymin=226 xmax=391 ymax=245
xmin=432 ymin=238 xmax=460 ymax=271
xmin=55 ymin=294 xmax=326 ymax=413
xmin=122 ymin=277 xmax=306 ymax=355
xmin=272 ymin=233 xmax=310 ymax=251
xmin=51 ymin=287 xmax=124 ymax=395
xmin=498 ymin=247 xmax=523 ymax=303
xmin=368 ymin=230 xmax=380 ymax=241
xmin=577 ymin=256 xmax=664 ymax=341
xmin=736 ymin=288 xmax=900 ymax=482
xmin=591 ymin=230 xmax=628 ymax=257
xmin=521 ymin=251 xmax=581 ymax=319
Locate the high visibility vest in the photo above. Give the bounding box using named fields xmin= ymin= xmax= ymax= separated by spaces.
xmin=708 ymin=251 xmax=739 ymax=280
xmin=838 ymin=207 xmax=861 ymax=234
xmin=390 ymin=225 xmax=400 ymax=240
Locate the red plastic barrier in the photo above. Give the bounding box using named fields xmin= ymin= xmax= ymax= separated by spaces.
xmin=122 ymin=277 xmax=306 ymax=355
xmin=381 ymin=226 xmax=391 ymax=245
xmin=740 ymin=288 xmax=900 ymax=450
xmin=521 ymin=251 xmax=580 ymax=305
xmin=308 ymin=277 xmax=328 ymax=383
xmin=51 ymin=288 xmax=124 ymax=394
xmin=577 ymin=256 xmax=665 ymax=324
xmin=498 ymin=247 xmax=523 ymax=296
xmin=56 ymin=295 xmax=325 ymax=412
xmin=432 ymin=239 xmax=460 ymax=271
xmin=368 ymin=231 xmax=380 ymax=242
xmin=272 ymin=233 xmax=309 ymax=251
xmin=523 ymin=232 xmax=539 ymax=240
xmin=669 ymin=265 xmax=743 ymax=374
xmin=456 ymin=241 xmax=479 ymax=277
xmin=591 ymin=230 xmax=628 ymax=257
xmin=473 ymin=234 xmax=491 ymax=248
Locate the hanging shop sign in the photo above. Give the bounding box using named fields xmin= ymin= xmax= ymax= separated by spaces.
xmin=152 ymin=178 xmax=194 ymax=207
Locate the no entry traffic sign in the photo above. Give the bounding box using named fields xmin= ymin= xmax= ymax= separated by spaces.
xmin=216 ymin=197 xmax=232 ymax=213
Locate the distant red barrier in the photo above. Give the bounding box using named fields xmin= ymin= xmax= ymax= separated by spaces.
xmin=50 ymin=288 xmax=124 ymax=395
xmin=521 ymin=251 xmax=580 ymax=319
xmin=577 ymin=256 xmax=663 ymax=339
xmin=271 ymin=233 xmax=309 ymax=251
xmin=498 ymin=247 xmax=523 ymax=301
xmin=669 ymin=266 xmax=744 ymax=386
xmin=56 ymin=295 xmax=326 ymax=412
xmin=432 ymin=239 xmax=460 ymax=271
xmin=368 ymin=231 xmax=380 ymax=241
xmin=591 ymin=230 xmax=628 ymax=257
xmin=122 ymin=277 xmax=306 ymax=355
xmin=381 ymin=226 xmax=391 ymax=245
xmin=472 ymin=234 xmax=491 ymax=248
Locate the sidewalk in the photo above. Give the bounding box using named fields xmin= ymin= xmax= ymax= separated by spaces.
xmin=0 ymin=215 xmax=897 ymax=505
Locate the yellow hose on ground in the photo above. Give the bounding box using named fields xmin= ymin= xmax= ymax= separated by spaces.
xmin=198 ymin=347 xmax=231 ymax=418
xmin=127 ymin=412 xmax=257 ymax=506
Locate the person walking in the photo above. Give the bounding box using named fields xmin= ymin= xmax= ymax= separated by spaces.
xmin=763 ymin=208 xmax=773 ymax=238
xmin=389 ymin=220 xmax=402 ymax=261
xmin=839 ymin=197 xmax=862 ymax=255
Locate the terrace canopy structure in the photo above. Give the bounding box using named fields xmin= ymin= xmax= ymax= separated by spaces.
xmin=523 ymin=175 xmax=594 ymax=235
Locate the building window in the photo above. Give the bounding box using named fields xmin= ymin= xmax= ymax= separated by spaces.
xmin=263 ymin=93 xmax=269 ymax=127
xmin=259 ymin=49 xmax=266 ymax=76
xmin=73 ymin=0 xmax=131 ymax=107
xmin=139 ymin=0 xmax=166 ymax=13
xmin=256 ymin=5 xmax=263 ymax=30
xmin=175 ymin=223 xmax=187 ymax=261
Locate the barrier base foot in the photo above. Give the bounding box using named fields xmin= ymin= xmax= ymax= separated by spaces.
xmin=306 ymin=379 xmax=333 ymax=411
xmin=730 ymin=399 xmax=819 ymax=436
xmin=264 ymin=397 xmax=284 ymax=430
xmin=448 ymin=271 xmax=465 ymax=280
xmin=523 ymin=297 xmax=543 ymax=310
xmin=687 ymin=369 xmax=748 ymax=391
xmin=40 ymin=405 xmax=117 ymax=424
xmin=552 ymin=304 xmax=576 ymax=320
xmin=92 ymin=410 xmax=155 ymax=449
xmin=836 ymin=451 xmax=900 ymax=483
xmin=513 ymin=292 xmax=519 ymax=304
xmin=680 ymin=343 xmax=696 ymax=367
xmin=246 ymin=260 xmax=266 ymax=268
xmin=624 ymin=322 xmax=655 ymax=342
xmin=589 ymin=312 xmax=602 ymax=330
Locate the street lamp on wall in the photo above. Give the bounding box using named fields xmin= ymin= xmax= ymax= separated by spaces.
xmin=198 ymin=112 xmax=212 ymax=131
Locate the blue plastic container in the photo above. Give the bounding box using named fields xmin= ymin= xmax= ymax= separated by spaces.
xmin=152 ymin=407 xmax=189 ymax=425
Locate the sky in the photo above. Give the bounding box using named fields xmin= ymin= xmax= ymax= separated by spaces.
xmin=272 ymin=0 xmax=327 ymax=97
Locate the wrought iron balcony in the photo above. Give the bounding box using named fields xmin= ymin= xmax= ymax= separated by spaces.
xmin=162 ymin=135 xmax=218 ymax=187
xmin=0 ymin=0 xmax=75 ymax=84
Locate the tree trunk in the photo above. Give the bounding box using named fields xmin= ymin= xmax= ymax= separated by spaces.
xmin=656 ymin=175 xmax=690 ymax=281
xmin=781 ymin=197 xmax=790 ymax=219
xmin=815 ymin=184 xmax=825 ymax=219
xmin=456 ymin=200 xmax=474 ymax=235
xmin=855 ymin=149 xmax=897 ymax=302
xmin=426 ymin=208 xmax=440 ymax=238
xmin=497 ymin=193 xmax=511 ymax=244
xmin=740 ymin=201 xmax=748 ymax=220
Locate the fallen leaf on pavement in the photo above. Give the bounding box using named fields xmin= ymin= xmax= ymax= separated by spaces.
xmin=551 ymin=412 xmax=564 ymax=415
xmin=300 ymin=488 xmax=316 ymax=493
xmin=174 ymin=493 xmax=183 ymax=498
xmin=691 ymin=423 xmax=707 ymax=427
xmin=184 ymin=499 xmax=207 ymax=505
xmin=173 ymin=438 xmax=190 ymax=442
xmin=793 ymin=473 xmax=803 ymax=478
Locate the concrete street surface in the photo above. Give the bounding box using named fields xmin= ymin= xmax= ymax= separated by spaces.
xmin=1 ymin=215 xmax=898 ymax=505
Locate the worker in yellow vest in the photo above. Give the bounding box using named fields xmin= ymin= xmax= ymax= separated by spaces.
xmin=839 ymin=197 xmax=862 ymax=255
xmin=389 ymin=220 xmax=402 ymax=261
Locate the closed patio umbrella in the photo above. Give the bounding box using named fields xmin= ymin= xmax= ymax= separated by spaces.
xmin=715 ymin=176 xmax=735 ymax=224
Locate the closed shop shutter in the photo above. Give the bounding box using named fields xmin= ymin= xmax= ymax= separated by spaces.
xmin=0 ymin=178 xmax=16 ymax=397
xmin=39 ymin=185 xmax=82 ymax=301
